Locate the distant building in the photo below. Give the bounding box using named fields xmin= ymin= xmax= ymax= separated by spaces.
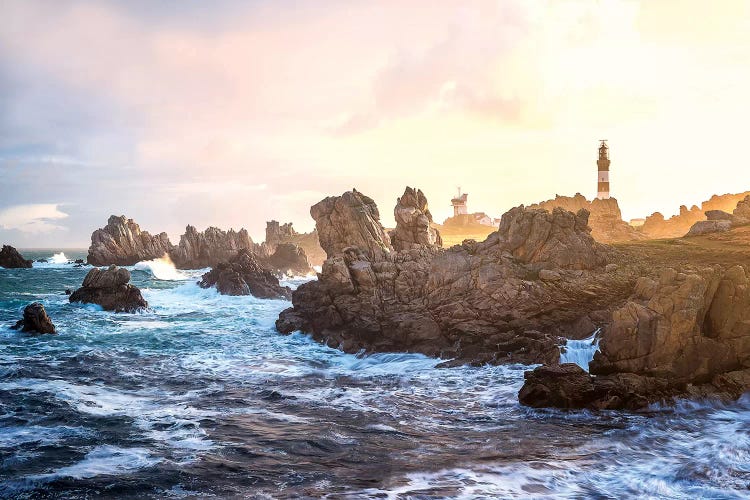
xmin=451 ymin=188 xmax=469 ymax=217
xmin=597 ymin=140 xmax=611 ymax=199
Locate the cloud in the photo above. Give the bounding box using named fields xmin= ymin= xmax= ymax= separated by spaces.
xmin=0 ymin=204 xmax=69 ymax=233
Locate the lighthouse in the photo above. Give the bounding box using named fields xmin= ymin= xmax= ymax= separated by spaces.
xmin=596 ymin=140 xmax=610 ymax=199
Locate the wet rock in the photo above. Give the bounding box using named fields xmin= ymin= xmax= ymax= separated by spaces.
xmin=74 ymin=259 xmax=84 ymax=264
xmin=11 ymin=302 xmax=56 ymax=334
xmin=69 ymin=265 xmax=148 ymax=312
xmin=199 ymin=249 xmax=291 ymax=299
xmin=265 ymin=243 xmax=313 ymax=276
xmin=518 ymin=364 xmax=595 ymax=408
xmin=88 ymin=215 xmax=173 ymax=266
xmin=390 ymin=186 xmax=442 ymax=251
xmin=0 ymin=245 xmax=32 ymax=268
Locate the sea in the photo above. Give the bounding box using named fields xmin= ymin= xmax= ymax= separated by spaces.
xmin=0 ymin=249 xmax=748 ymax=498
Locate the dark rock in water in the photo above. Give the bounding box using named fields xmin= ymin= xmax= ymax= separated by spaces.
xmin=265 ymin=220 xmax=326 ymax=267
xmin=37 ymin=259 xmax=48 ymax=263
xmin=69 ymin=265 xmax=148 ymax=312
xmin=10 ymin=302 xmax=56 ymax=334
xmin=199 ymin=249 xmax=291 ymax=300
xmin=88 ymin=215 xmax=173 ymax=266
xmin=518 ymin=364 xmax=595 ymax=409
xmin=0 ymin=245 xmax=32 ymax=268
xmin=265 ymin=243 xmax=313 ymax=276
xmin=74 ymin=259 xmax=84 ymax=264
xmin=65 ymin=289 xmax=72 ymax=295
xmin=171 ymin=225 xmax=255 ymax=269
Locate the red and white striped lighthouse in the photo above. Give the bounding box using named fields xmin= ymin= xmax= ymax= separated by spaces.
xmin=596 ymin=140 xmax=610 ymax=199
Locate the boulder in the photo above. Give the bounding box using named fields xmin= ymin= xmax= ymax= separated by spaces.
xmin=87 ymin=215 xmax=172 ymax=266
xmin=0 ymin=245 xmax=32 ymax=268
xmin=311 ymin=189 xmax=393 ymax=261
xmin=171 ymin=225 xmax=255 ymax=269
xmin=199 ymin=249 xmax=291 ymax=299
xmin=390 ymin=187 xmax=442 ymax=251
xmin=69 ymin=265 xmax=148 ymax=312
xmin=686 ymin=220 xmax=731 ymax=236
xmin=265 ymin=243 xmax=313 ymax=276
xmin=705 ymin=210 xmax=733 ymax=221
xmin=11 ymin=302 xmax=56 ymax=334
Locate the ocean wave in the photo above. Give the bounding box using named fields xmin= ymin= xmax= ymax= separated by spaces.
xmin=134 ymin=255 xmax=188 ymax=281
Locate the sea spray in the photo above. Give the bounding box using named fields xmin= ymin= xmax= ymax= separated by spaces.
xmin=559 ymin=328 xmax=601 ymax=371
xmin=135 ymin=255 xmax=186 ymax=281
xmin=49 ymin=252 xmax=68 ymax=264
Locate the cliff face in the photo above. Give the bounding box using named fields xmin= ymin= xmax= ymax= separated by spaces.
xmin=277 ymin=188 xmax=624 ymax=365
xmin=170 ymin=225 xmax=254 ymax=269
xmin=87 ymin=216 xmax=173 ymax=266
xmin=528 ymin=194 xmax=644 ymax=243
xmin=265 ymin=221 xmax=325 ymax=267
xmin=641 ymin=191 xmax=750 ymax=239
xmin=390 ymin=186 xmax=442 ymax=251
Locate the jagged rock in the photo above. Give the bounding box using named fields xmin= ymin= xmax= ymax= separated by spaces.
xmin=311 ymin=189 xmax=393 ymax=261
xmin=705 ymin=210 xmax=733 ymax=221
xmin=732 ymin=195 xmax=750 ymax=223
xmin=686 ymin=220 xmax=731 ymax=236
xmin=199 ymin=249 xmax=291 ymax=299
xmin=88 ymin=215 xmax=172 ymax=266
xmin=390 ymin=187 xmax=442 ymax=251
xmin=265 ymin=221 xmax=325 ymax=267
xmin=265 ymin=243 xmax=313 ymax=276
xmin=171 ymin=225 xmax=254 ymax=269
xmin=69 ymin=265 xmax=148 ymax=312
xmin=521 ymin=265 xmax=750 ymax=410
xmin=0 ymin=245 xmax=32 ymax=268
xmin=277 ymin=193 xmax=619 ymax=364
xmin=528 ymin=194 xmax=644 ymax=243
xmin=11 ymin=303 xmax=56 ymax=334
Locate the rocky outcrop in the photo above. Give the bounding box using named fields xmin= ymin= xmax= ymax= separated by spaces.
xmin=528 ymin=194 xmax=644 ymax=243
xmin=390 ymin=187 xmax=442 ymax=251
xmin=88 ymin=216 xmax=172 ymax=266
xmin=733 ymin=195 xmax=750 ymax=221
xmin=311 ymin=189 xmax=393 ymax=261
xmin=265 ymin=243 xmax=313 ymax=276
xmin=686 ymin=220 xmax=732 ymax=236
xmin=11 ymin=303 xmax=56 ymax=334
xmin=520 ymin=265 xmax=750 ymax=409
xmin=69 ymin=266 xmax=148 ymax=312
xmin=199 ymin=249 xmax=291 ymax=299
xmin=0 ymin=245 xmax=32 ymax=268
xmin=685 ymin=198 xmax=750 ymax=236
xmin=277 ymin=189 xmax=624 ymax=365
xmin=171 ymin=225 xmax=254 ymax=269
xmin=265 ymin=221 xmax=325 ymax=267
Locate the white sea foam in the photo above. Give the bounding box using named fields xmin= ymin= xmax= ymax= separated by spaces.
xmin=135 ymin=255 xmax=187 ymax=281
xmin=34 ymin=445 xmax=161 ymax=480
xmin=559 ymin=329 xmax=601 ymax=371
xmin=49 ymin=252 xmax=69 ymax=264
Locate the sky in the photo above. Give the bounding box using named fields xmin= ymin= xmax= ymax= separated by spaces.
xmin=1 ymin=0 xmax=749 ymax=247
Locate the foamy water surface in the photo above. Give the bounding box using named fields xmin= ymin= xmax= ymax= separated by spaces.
xmin=1 ymin=250 xmax=748 ymax=498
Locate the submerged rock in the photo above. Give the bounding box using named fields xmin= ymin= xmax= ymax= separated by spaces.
xmin=11 ymin=302 xmax=56 ymax=334
xmin=199 ymin=249 xmax=291 ymax=299
xmin=88 ymin=215 xmax=173 ymax=266
xmin=69 ymin=265 xmax=148 ymax=312
xmin=0 ymin=245 xmax=32 ymax=269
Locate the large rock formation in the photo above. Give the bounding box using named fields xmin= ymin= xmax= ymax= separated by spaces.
xmin=390 ymin=187 xmax=442 ymax=251
xmin=641 ymin=191 xmax=750 ymax=239
xmin=265 ymin=221 xmax=325 ymax=267
xmin=276 ymin=189 xmax=627 ymax=365
xmin=11 ymin=303 xmax=56 ymax=334
xmin=685 ymin=196 xmax=750 ymax=236
xmin=311 ymin=189 xmax=393 ymax=261
xmin=528 ymin=194 xmax=644 ymax=243
xmin=171 ymin=225 xmax=254 ymax=269
xmin=0 ymin=245 xmax=32 ymax=268
xmin=69 ymin=266 xmax=148 ymax=312
xmin=265 ymin=243 xmax=313 ymax=276
xmin=88 ymin=216 xmax=172 ymax=266
xmin=199 ymin=249 xmax=291 ymax=299
xmin=520 ymin=265 xmax=750 ymax=409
